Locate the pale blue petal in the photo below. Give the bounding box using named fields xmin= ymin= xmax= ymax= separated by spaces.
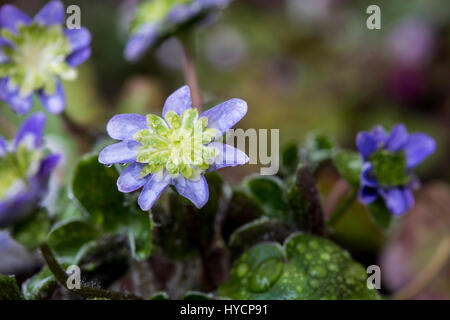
xmin=117 ymin=162 xmax=148 ymax=193
xmin=33 ymin=1 xmax=64 ymax=26
xmin=14 ymin=112 xmax=46 ymax=149
xmin=208 ymin=142 xmax=249 ymax=171
xmin=106 ymin=114 xmax=148 ymax=141
xmin=98 ymin=140 xmax=141 ymax=165
xmin=137 ymin=175 xmax=171 ymax=211
xmin=0 ymin=5 xmax=30 ymax=33
xmin=38 ymin=81 xmax=65 ymax=114
xmin=385 ymin=123 xmax=409 ymax=151
xmin=162 ymin=85 xmax=192 ymax=117
xmin=403 ymin=133 xmax=436 ymax=168
xmin=174 ymin=175 xmax=209 ymax=209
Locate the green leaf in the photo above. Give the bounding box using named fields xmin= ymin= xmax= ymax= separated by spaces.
xmin=183 ymin=291 xmax=214 ymax=300
xmin=11 ymin=210 xmax=51 ymax=250
xmin=280 ymin=142 xmax=299 ymax=176
xmin=287 ymin=165 xmax=324 ymax=234
xmin=0 ymin=275 xmax=23 ymax=300
xmin=22 ymin=267 xmax=55 ymax=300
xmin=47 ymin=218 xmax=101 ymax=264
xmin=305 ymin=133 xmax=335 ymax=166
xmin=333 ymin=150 xmax=362 ymax=187
xmin=243 ymin=176 xmax=290 ymax=220
xmin=367 ymin=199 xmax=393 ymax=231
xmin=219 ymin=233 xmax=380 ymax=300
xmin=128 ymin=211 xmax=154 ymax=261
xmin=149 ymin=292 xmax=169 ymax=300
xmin=72 ymin=154 xmax=126 ymax=232
xmin=229 ymin=217 xmax=295 ymax=251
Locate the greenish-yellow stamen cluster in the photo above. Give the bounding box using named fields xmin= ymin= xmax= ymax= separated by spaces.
xmin=134 ymin=108 xmax=218 ymax=180
xmin=0 ymin=141 xmax=42 ymax=199
xmin=0 ymin=23 xmax=75 ymax=96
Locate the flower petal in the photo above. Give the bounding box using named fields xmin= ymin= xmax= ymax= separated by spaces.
xmin=356 ymin=132 xmax=378 ymax=160
xmin=370 ymin=126 xmax=387 ymax=143
xmin=0 ymin=78 xmax=33 ymax=115
xmin=0 ymin=134 xmax=7 ymax=156
xmin=38 ymin=81 xmax=66 ymax=114
xmin=208 ymin=142 xmax=249 ymax=171
xmin=380 ymin=187 xmax=414 ymax=215
xmin=358 ymin=186 xmax=378 ymax=205
xmin=360 ymin=162 xmax=378 ymax=187
xmin=117 ymin=162 xmax=148 ymax=193
xmin=38 ymin=154 xmax=61 ymax=181
xmin=385 ymin=123 xmax=409 ymax=151
xmin=64 ymin=27 xmax=91 ymax=52
xmin=106 ymin=114 xmax=148 ymax=141
xmin=66 ymin=46 xmax=91 ymax=67
xmin=14 ymin=112 xmax=46 ymax=149
xmin=33 ymin=1 xmax=64 ymax=26
xmin=137 ymin=174 xmax=171 ymax=211
xmin=403 ymin=133 xmax=436 ymax=168
xmin=0 ymin=5 xmax=30 ymax=33
xmin=162 ymin=85 xmax=192 ymax=117
xmin=124 ymin=24 xmax=158 ymax=62
xmin=201 ymin=98 xmax=247 ymax=139
xmin=98 ymin=140 xmax=141 ymax=165
xmin=174 ymin=175 xmax=209 ymax=209
xmin=166 ymin=3 xmax=201 ymax=25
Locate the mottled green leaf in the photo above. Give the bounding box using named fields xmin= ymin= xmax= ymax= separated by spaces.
xmin=0 ymin=275 xmax=23 ymax=300
xmin=22 ymin=267 xmax=55 ymax=300
xmin=11 ymin=210 xmax=51 ymax=250
xmin=280 ymin=142 xmax=299 ymax=176
xmin=333 ymin=150 xmax=362 ymax=187
xmin=219 ymin=233 xmax=379 ymax=300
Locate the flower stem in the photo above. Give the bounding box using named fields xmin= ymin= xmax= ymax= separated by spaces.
xmin=179 ymin=35 xmax=202 ymax=112
xmin=60 ymin=111 xmax=95 ymax=153
xmin=327 ymin=190 xmax=357 ymax=230
xmin=40 ymin=243 xmax=143 ymax=300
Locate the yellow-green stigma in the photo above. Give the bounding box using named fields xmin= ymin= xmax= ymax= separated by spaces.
xmin=0 ymin=23 xmax=75 ymax=96
xmin=134 ymin=108 xmax=218 ymax=180
xmin=0 ymin=141 xmax=42 ymax=199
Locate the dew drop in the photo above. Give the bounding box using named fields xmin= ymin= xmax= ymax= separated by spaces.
xmin=249 ymin=258 xmax=284 ymax=293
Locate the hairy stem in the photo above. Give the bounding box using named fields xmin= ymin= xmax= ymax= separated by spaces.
xmin=179 ymin=36 xmax=202 ymax=112
xmin=327 ymin=190 xmax=357 ymax=229
xmin=60 ymin=111 xmax=95 ymax=153
xmin=40 ymin=243 xmax=143 ymax=300
xmin=393 ymin=236 xmax=450 ymax=300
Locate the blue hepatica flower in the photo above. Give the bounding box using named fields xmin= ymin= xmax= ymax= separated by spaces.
xmin=0 ymin=113 xmax=61 ymax=228
xmin=125 ymin=0 xmax=232 ymax=62
xmin=99 ymin=85 xmax=248 ymax=211
xmin=0 ymin=1 xmax=91 ymax=115
xmin=357 ymin=124 xmax=436 ymax=215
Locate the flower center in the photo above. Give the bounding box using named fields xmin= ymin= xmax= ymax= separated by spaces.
xmin=370 ymin=150 xmax=411 ymax=187
xmin=0 ymin=23 xmax=75 ymax=96
xmin=134 ymin=108 xmax=218 ymax=180
xmin=0 ymin=140 xmax=42 ymax=199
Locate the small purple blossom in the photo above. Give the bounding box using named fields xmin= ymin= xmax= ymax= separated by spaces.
xmin=125 ymin=0 xmax=232 ymax=62
xmin=356 ymin=124 xmax=435 ymax=215
xmin=0 ymin=1 xmax=92 ymax=115
xmin=0 ymin=113 xmax=61 ymax=228
xmin=99 ymin=85 xmax=248 ymax=211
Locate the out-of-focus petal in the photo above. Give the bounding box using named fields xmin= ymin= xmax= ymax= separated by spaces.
xmin=66 ymin=46 xmax=91 ymax=67
xmin=379 ymin=187 xmax=414 ymax=215
xmin=356 ymin=131 xmax=378 ymax=160
xmin=38 ymin=154 xmax=61 ymax=181
xmin=200 ymin=98 xmax=247 ymax=139
xmin=64 ymin=27 xmax=91 ymax=52
xmin=0 ymin=4 xmax=30 ymax=33
xmin=37 ymin=81 xmax=65 ymax=114
xmin=0 ymin=134 xmax=7 ymax=156
xmin=208 ymin=142 xmax=248 ymax=171
xmin=173 ymin=175 xmax=209 ymax=209
xmin=358 ymin=186 xmax=378 ymax=205
xmin=106 ymin=114 xmax=148 ymax=141
xmin=137 ymin=174 xmax=171 ymax=211
xmin=124 ymin=24 xmax=158 ymax=62
xmin=33 ymin=1 xmax=64 ymax=26
xmin=370 ymin=126 xmax=387 ymax=144
xmin=385 ymin=123 xmax=409 ymax=151
xmin=117 ymin=162 xmax=148 ymax=193
xmin=98 ymin=140 xmax=141 ymax=165
xmin=14 ymin=112 xmax=46 ymax=149
xmin=166 ymin=3 xmax=201 ymax=25
xmin=0 ymin=78 xmax=33 ymax=115
xmin=360 ymin=162 xmax=378 ymax=187
xmin=403 ymin=133 xmax=436 ymax=168
xmin=162 ymin=85 xmax=192 ymax=117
